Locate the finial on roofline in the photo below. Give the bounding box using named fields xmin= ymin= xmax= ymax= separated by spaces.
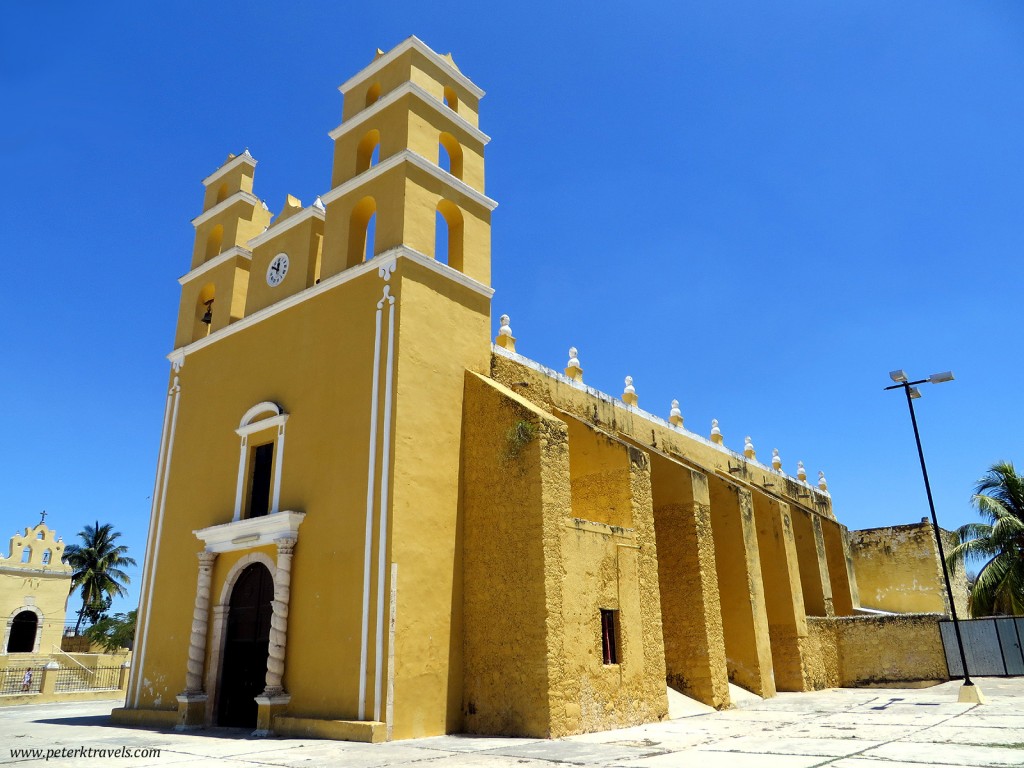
xmin=622 ymin=376 xmax=638 ymax=406
xmin=669 ymin=399 xmax=683 ymax=427
xmin=495 ymin=313 xmax=516 ymax=352
xmin=565 ymin=347 xmax=583 ymax=383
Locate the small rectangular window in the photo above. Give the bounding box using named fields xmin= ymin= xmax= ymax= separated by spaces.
xmin=247 ymin=442 xmax=274 ymax=518
xmin=601 ymin=609 xmax=619 ymax=665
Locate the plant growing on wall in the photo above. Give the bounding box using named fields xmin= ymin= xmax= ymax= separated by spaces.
xmin=504 ymin=419 xmax=537 ymax=460
xmin=947 ymin=461 xmax=1024 ymax=617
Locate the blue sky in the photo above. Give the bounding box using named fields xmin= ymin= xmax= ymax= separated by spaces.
xmin=2 ymin=1 xmax=1023 ymax=616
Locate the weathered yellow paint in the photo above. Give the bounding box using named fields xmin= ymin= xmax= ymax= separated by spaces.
xmin=648 ymin=457 xmax=730 ymax=709
xmin=462 ymin=375 xmax=667 ymax=737
xmin=806 ymin=614 xmax=948 ymax=687
xmin=849 ymin=522 xmax=968 ymax=616
xmin=752 ymin=495 xmax=810 ymax=691
xmin=707 ymin=475 xmax=775 ymax=698
xmin=820 ymin=520 xmax=858 ymax=616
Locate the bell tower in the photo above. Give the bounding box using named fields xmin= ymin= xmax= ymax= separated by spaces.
xmin=174 ymin=150 xmax=272 ymax=348
xmin=320 ymin=37 xmax=496 ymax=285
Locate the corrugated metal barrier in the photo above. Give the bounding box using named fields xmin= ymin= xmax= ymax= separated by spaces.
xmin=940 ymin=617 xmax=1024 ymax=677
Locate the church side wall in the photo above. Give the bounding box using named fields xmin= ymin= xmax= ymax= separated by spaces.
xmin=461 ymin=373 xmax=560 ymax=737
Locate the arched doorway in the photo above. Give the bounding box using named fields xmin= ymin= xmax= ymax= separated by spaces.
xmin=216 ymin=563 xmax=273 ymax=727
xmin=7 ymin=611 xmax=39 ymax=653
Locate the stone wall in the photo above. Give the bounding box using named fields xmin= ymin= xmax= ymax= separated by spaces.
xmin=806 ymin=614 xmax=949 ymax=688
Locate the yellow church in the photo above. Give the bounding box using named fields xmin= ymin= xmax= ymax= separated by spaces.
xmin=1 ymin=517 xmax=72 ymax=658
xmin=114 ymin=37 xmax=958 ymax=741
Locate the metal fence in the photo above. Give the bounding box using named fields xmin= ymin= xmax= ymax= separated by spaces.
xmin=0 ymin=666 xmax=44 ymax=695
xmin=53 ymin=666 xmax=122 ymax=692
xmin=941 ymin=617 xmax=1024 ymax=677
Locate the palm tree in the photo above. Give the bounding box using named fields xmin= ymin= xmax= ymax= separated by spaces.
xmin=946 ymin=462 xmax=1024 ymax=617
xmin=63 ymin=522 xmax=137 ymax=634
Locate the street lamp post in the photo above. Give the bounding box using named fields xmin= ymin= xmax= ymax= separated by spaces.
xmin=884 ymin=370 xmax=984 ymax=704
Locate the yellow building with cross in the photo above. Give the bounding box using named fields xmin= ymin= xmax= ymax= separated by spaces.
xmin=1 ymin=518 xmax=72 ymax=659
xmin=113 ymin=37 xmax=956 ymax=741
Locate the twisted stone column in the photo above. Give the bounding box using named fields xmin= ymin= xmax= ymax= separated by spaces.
xmin=263 ymin=537 xmax=296 ymax=696
xmin=184 ymin=551 xmax=217 ymax=694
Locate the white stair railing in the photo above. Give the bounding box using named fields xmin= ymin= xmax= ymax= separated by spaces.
xmin=50 ymin=645 xmax=93 ymax=675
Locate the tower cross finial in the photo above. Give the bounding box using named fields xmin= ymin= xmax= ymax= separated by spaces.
xmin=39 ymin=510 xmax=47 ymax=525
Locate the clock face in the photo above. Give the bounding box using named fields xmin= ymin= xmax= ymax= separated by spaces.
xmin=267 ymin=253 xmax=289 ymax=287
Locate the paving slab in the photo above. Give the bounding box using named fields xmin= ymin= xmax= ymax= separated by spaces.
xmin=484 ymin=740 xmax=665 ymax=764
xmin=828 ymin=760 xmax=983 ymax=768
xmin=621 ymin=751 xmax=826 ymax=768
xmin=1 ymin=677 xmax=1022 ymax=767
xmin=699 ymin=735 xmax=883 ymax=757
xmin=861 ymin=740 xmax=1024 ymax=767
xmin=903 ymin=724 xmax=1024 ymax=747
xmin=405 ymin=735 xmax=540 ymax=753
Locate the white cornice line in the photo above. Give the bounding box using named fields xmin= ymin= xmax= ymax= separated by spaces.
xmin=320 ymin=149 xmax=497 ymax=212
xmin=396 ymin=245 xmax=495 ymax=298
xmin=246 ymin=205 xmax=325 ymax=250
xmin=201 ymin=151 xmax=257 ymax=188
xmin=191 ymin=190 xmax=262 ymax=228
xmin=178 ymin=246 xmax=252 ymax=285
xmin=405 ymin=152 xmax=497 ymax=211
xmin=168 ymin=247 xmax=492 ymax=362
xmin=0 ymin=565 xmax=71 ymax=578
xmin=339 ymin=36 xmax=485 ymax=100
xmin=320 ymin=152 xmax=405 ymax=205
xmin=327 ymin=81 xmax=490 ymax=145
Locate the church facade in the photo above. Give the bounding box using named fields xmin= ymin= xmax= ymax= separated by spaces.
xmin=114 ymin=38 xmax=953 ymax=741
xmin=1 ymin=518 xmax=72 ymax=658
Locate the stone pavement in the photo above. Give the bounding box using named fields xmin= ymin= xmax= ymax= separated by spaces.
xmin=1 ymin=678 xmax=1022 ymax=767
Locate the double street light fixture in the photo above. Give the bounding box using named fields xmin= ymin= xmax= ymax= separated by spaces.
xmin=885 ymin=369 xmax=984 ymax=704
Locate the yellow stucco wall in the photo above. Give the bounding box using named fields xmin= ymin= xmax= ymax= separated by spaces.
xmin=648 ymin=456 xmax=730 ymax=709
xmin=461 ymin=374 xmax=667 ymax=737
xmin=849 ymin=522 xmax=968 ymax=617
xmin=462 ymin=373 xmax=565 ymax=737
xmin=1 ymin=524 xmax=71 ymax=657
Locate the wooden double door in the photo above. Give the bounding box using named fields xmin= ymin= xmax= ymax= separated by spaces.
xmin=217 ymin=563 xmax=273 ymax=728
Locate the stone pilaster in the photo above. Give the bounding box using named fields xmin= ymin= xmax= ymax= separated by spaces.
xmin=254 ymin=537 xmax=296 ymax=737
xmin=176 ymin=550 xmax=217 ymax=730
xmin=264 ymin=537 xmax=296 ymax=697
